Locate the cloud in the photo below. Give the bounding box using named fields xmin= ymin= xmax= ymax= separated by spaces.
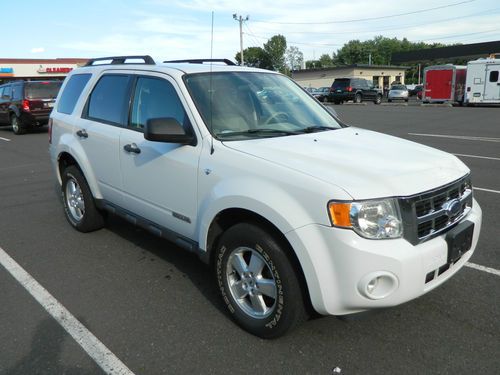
xmin=31 ymin=47 xmax=45 ymax=53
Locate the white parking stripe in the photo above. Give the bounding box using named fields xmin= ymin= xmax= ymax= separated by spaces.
xmin=0 ymin=246 xmax=135 ymax=375
xmin=474 ymin=187 xmax=500 ymax=194
xmin=0 ymin=136 xmax=11 ymax=142
xmin=409 ymin=133 xmax=500 ymax=142
xmin=454 ymin=153 xmax=500 ymax=161
xmin=466 ymin=262 xmax=500 ymax=277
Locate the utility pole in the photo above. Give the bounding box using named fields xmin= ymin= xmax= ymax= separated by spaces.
xmin=233 ymin=14 xmax=249 ymax=65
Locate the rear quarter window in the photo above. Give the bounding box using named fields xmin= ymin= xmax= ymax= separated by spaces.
xmin=58 ymin=74 xmax=92 ymax=115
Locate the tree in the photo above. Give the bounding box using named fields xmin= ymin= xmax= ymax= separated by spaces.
xmin=286 ymin=46 xmax=304 ymax=71
xmin=263 ymin=35 xmax=287 ymax=72
xmin=234 ymin=47 xmax=272 ymax=70
xmin=318 ymin=54 xmax=334 ymax=67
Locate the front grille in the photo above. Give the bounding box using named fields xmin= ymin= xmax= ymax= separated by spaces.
xmin=400 ymin=176 xmax=473 ymax=245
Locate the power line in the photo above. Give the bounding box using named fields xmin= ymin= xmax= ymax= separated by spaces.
xmin=412 ymin=28 xmax=500 ymax=43
xmin=252 ymin=0 xmax=476 ymax=25
xmin=250 ymin=8 xmax=500 ymax=36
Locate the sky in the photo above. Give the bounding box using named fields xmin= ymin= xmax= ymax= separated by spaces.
xmin=2 ymin=0 xmax=499 ymax=63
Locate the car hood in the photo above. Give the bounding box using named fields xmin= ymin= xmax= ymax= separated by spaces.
xmin=222 ymin=127 xmax=469 ymax=199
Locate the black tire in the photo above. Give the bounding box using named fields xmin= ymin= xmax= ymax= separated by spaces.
xmin=374 ymin=94 xmax=382 ymax=105
xmin=11 ymin=114 xmax=26 ymax=135
xmin=61 ymin=165 xmax=105 ymax=232
xmin=215 ymin=222 xmax=307 ymax=339
xmin=405 ymin=99 xmax=409 ymax=102
xmin=388 ymin=99 xmax=392 ymax=103
xmin=354 ymin=93 xmax=362 ymax=103
xmin=333 ymin=100 xmax=341 ymax=105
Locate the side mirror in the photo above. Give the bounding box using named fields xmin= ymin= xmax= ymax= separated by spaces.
xmin=144 ymin=117 xmax=196 ymax=145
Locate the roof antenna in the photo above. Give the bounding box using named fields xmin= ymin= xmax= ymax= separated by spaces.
xmin=209 ymin=11 xmax=215 ymax=155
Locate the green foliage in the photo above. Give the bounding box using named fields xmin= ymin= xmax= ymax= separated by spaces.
xmin=263 ymin=35 xmax=288 ymax=72
xmin=235 ymin=47 xmax=273 ymax=70
xmin=286 ymin=46 xmax=304 ymax=71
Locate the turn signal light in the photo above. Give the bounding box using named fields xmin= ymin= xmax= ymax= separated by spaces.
xmin=328 ymin=202 xmax=351 ymax=227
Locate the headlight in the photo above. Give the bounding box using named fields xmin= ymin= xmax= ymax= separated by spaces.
xmin=328 ymin=199 xmax=402 ymax=239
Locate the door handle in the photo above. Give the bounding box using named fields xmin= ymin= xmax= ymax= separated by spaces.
xmin=76 ymin=129 xmax=88 ymax=139
xmin=123 ymin=143 xmax=141 ymax=154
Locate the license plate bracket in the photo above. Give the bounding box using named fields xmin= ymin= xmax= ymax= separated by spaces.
xmin=446 ymin=221 xmax=474 ymax=263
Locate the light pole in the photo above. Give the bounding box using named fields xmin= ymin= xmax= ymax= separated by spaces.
xmin=233 ymin=14 xmax=249 ymax=65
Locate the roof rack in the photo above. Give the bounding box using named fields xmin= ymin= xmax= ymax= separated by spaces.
xmin=163 ymin=59 xmax=236 ymax=66
xmin=83 ymin=55 xmax=156 ymax=67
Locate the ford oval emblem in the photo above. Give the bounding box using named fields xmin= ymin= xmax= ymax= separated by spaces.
xmin=442 ymin=199 xmax=461 ymax=217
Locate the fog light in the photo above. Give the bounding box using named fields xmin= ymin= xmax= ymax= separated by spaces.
xmin=358 ymin=272 xmax=399 ymax=300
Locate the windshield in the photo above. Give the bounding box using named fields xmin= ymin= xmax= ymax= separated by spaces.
xmin=26 ymin=82 xmax=62 ymax=99
xmin=184 ymin=72 xmax=341 ymax=140
xmin=391 ymin=85 xmax=406 ymax=90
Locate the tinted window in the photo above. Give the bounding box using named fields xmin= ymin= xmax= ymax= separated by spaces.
xmin=489 ymin=71 xmax=499 ymax=82
xmin=332 ymin=79 xmax=349 ymax=89
xmin=58 ymin=74 xmax=92 ymax=114
xmin=26 ymin=82 xmax=62 ymax=99
xmin=87 ymin=75 xmax=130 ymax=125
xmin=12 ymin=84 xmax=23 ymax=100
xmin=130 ymin=77 xmax=189 ymax=131
xmin=3 ymin=85 xmax=11 ymax=98
xmin=0 ymin=87 xmax=4 ymax=98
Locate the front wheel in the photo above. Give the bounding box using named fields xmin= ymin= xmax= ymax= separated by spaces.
xmin=61 ymin=165 xmax=105 ymax=232
xmin=374 ymin=94 xmax=382 ymax=104
xmin=215 ymin=223 xmax=307 ymax=338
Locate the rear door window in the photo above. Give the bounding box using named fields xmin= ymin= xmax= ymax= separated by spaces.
xmin=3 ymin=85 xmax=11 ymax=99
xmin=25 ymin=82 xmax=62 ymax=99
xmin=86 ymin=74 xmax=131 ymax=126
xmin=489 ymin=71 xmax=499 ymax=82
xmin=58 ymin=74 xmax=92 ymax=114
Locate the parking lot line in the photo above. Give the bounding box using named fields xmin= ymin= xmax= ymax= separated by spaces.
xmin=408 ymin=133 xmax=500 ymax=143
xmin=474 ymin=187 xmax=500 ymax=194
xmin=466 ymin=262 xmax=500 ymax=277
xmin=0 ymin=246 xmax=135 ymax=375
xmin=454 ymin=153 xmax=500 ymax=161
xmin=0 ymin=136 xmax=11 ymax=142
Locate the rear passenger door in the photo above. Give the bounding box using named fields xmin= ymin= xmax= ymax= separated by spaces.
xmin=78 ymin=73 xmax=133 ymax=206
xmin=119 ymin=74 xmax=201 ymax=239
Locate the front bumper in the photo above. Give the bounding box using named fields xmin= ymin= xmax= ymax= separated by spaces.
xmin=286 ymin=198 xmax=482 ymax=315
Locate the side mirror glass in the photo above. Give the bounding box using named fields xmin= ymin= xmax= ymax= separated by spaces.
xmin=144 ymin=117 xmax=196 ymax=145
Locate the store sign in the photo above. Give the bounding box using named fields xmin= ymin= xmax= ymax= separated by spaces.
xmin=0 ymin=67 xmax=14 ymax=76
xmin=37 ymin=66 xmax=73 ymax=74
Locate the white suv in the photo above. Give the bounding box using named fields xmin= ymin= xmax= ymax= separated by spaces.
xmin=49 ymin=55 xmax=482 ymax=338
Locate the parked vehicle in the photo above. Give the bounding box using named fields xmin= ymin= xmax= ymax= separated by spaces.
xmin=49 ymin=55 xmax=482 ymax=338
xmin=328 ymin=78 xmax=382 ymax=104
xmin=422 ymin=65 xmax=467 ymax=105
xmin=388 ymin=84 xmax=409 ymax=102
xmin=409 ymin=85 xmax=423 ymax=97
xmin=312 ymin=86 xmax=330 ymax=102
xmin=0 ymin=80 xmax=62 ymax=134
xmin=464 ymin=57 xmax=500 ymax=105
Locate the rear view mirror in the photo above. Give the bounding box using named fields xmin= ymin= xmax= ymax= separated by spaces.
xmin=144 ymin=118 xmax=196 ymax=145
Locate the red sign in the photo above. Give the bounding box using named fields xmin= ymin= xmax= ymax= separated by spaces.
xmin=38 ymin=67 xmax=73 ymax=74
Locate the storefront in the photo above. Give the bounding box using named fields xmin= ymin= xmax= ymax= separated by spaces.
xmin=0 ymin=58 xmax=88 ymax=84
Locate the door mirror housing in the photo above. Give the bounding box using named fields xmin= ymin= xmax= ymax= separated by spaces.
xmin=144 ymin=118 xmax=196 ymax=145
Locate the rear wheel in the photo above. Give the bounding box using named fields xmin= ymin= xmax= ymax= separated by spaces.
xmin=61 ymin=165 xmax=105 ymax=232
xmin=11 ymin=115 xmax=26 ymax=135
xmin=354 ymin=93 xmax=362 ymax=103
xmin=215 ymin=223 xmax=307 ymax=338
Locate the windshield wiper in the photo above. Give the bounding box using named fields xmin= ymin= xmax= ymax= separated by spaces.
xmin=299 ymin=125 xmax=337 ymax=133
xmin=217 ymin=128 xmax=300 ymax=138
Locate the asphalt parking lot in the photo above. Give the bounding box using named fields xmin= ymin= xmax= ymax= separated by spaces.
xmin=0 ymin=104 xmax=499 ymax=374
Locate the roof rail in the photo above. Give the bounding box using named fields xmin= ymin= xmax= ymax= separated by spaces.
xmin=163 ymin=59 xmax=236 ymax=66
xmin=83 ymin=55 xmax=156 ymax=67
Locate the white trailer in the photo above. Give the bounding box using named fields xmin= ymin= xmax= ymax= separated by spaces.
xmin=465 ymin=58 xmax=500 ymax=105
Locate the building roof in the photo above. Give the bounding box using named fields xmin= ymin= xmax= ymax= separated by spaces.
xmin=0 ymin=58 xmax=89 ymax=64
xmin=293 ymin=64 xmax=409 ymax=74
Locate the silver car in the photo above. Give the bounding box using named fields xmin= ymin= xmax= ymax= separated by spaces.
xmin=388 ymin=84 xmax=409 ymax=102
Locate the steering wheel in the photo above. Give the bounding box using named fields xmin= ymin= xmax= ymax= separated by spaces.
xmin=264 ymin=112 xmax=289 ymax=125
